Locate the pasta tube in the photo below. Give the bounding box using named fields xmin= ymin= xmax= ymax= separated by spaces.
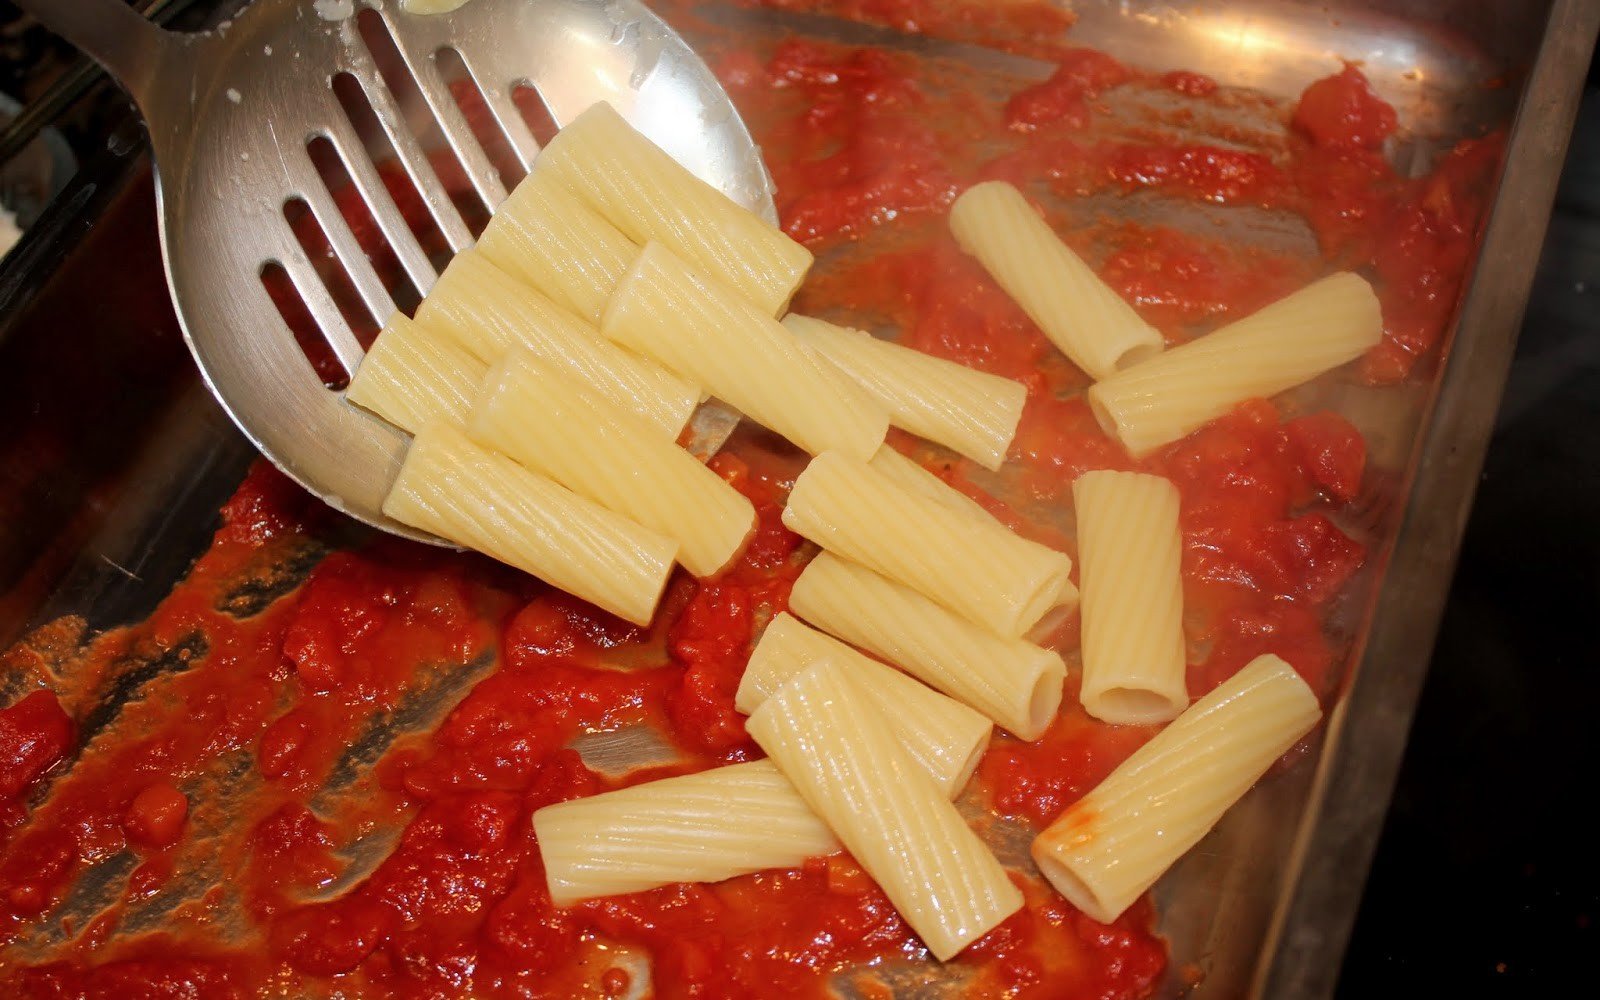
xmin=949 ymin=181 xmax=1164 ymax=380
xmin=783 ymin=451 xmax=1073 ymax=637
xmin=603 ymin=243 xmax=889 ymax=461
xmin=866 ymin=448 xmax=1080 ymax=606
xmin=475 ymin=167 xmax=639 ymax=325
xmin=533 ymin=760 xmax=839 ymax=906
xmin=536 ymin=101 xmax=812 ymax=315
xmin=1087 ymin=272 xmax=1383 ymax=455
xmin=747 ymin=659 xmax=1023 ymax=960
xmin=346 ymin=312 xmax=485 ymax=434
xmin=737 ymin=613 xmax=992 ymax=797
xmin=1072 ymin=471 xmax=1188 ymax=725
xmin=467 ymin=350 xmax=755 ymax=572
xmin=1032 ymin=654 xmax=1321 ymax=923
xmin=469 ymin=351 xmax=756 ymax=578
xmin=783 ymin=314 xmax=1027 ymax=470
xmin=789 ymin=553 xmax=1064 ymax=740
xmin=415 ymin=249 xmax=699 ymax=439
xmin=869 ymin=446 xmax=1001 ymax=527
xmin=383 ymin=422 xmax=677 ymax=626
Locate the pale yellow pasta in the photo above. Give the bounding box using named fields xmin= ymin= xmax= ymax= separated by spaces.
xmin=1072 ymin=471 xmax=1188 ymax=725
xmin=382 ymin=422 xmax=677 ymax=625
xmin=747 ymin=659 xmax=1023 ymax=960
xmin=1087 ymin=272 xmax=1383 ymax=456
xmin=783 ymin=314 xmax=1027 ymax=470
xmin=469 ymin=351 xmax=755 ymax=578
xmin=603 ymin=243 xmax=889 ymax=460
xmin=346 ymin=312 xmax=485 ymax=434
xmin=789 ymin=553 xmax=1064 ymax=740
xmin=532 ymin=760 xmax=839 ymax=906
xmin=475 ymin=168 xmax=639 ymax=325
xmin=536 ymin=102 xmax=812 ymax=314
xmin=415 ymin=248 xmax=699 ymax=439
xmin=1032 ymin=654 xmax=1321 ymax=923
xmin=866 ymin=448 xmax=1082 ymax=609
xmin=868 ymin=445 xmax=1001 ymax=527
xmin=783 ymin=451 xmax=1073 ymax=637
xmin=737 ymin=613 xmax=992 ymax=797
xmin=949 ymin=181 xmax=1164 ymax=380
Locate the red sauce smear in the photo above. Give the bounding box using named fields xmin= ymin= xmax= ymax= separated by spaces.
xmin=1 ymin=2 xmax=1500 ymax=996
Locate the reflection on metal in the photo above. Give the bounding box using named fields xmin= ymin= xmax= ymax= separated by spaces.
xmin=9 ymin=0 xmax=775 ymax=543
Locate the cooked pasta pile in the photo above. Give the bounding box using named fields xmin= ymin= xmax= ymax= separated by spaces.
xmin=348 ymin=104 xmax=1359 ymax=958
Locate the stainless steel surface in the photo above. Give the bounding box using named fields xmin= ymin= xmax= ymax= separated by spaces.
xmin=1259 ymin=2 xmax=1600 ymax=995
xmin=1 ymin=0 xmax=1595 ymax=997
xmin=10 ymin=0 xmax=775 ymax=543
xmin=0 ymin=0 xmax=206 ymax=169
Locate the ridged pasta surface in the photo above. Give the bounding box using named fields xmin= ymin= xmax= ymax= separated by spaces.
xmin=789 ymin=553 xmax=1065 ymax=740
xmin=1073 ymin=471 xmax=1188 ymax=725
xmin=537 ymin=102 xmax=812 ymax=315
xmin=469 ymin=351 xmax=755 ymax=577
xmin=416 ymin=249 xmax=699 ymax=439
xmin=346 ymin=312 xmax=486 ymax=434
xmin=949 ymin=181 xmax=1164 ymax=380
xmin=784 ymin=313 xmax=1026 ymax=470
xmin=533 ymin=760 xmax=839 ymax=907
xmin=738 ymin=613 xmax=992 ymax=796
xmin=1087 ymin=271 xmax=1383 ymax=455
xmin=476 ymin=168 xmax=639 ymax=325
xmin=784 ymin=451 xmax=1072 ymax=637
xmin=603 ymin=243 xmax=888 ymax=460
xmin=382 ymin=422 xmax=676 ymax=625
xmin=1032 ymin=654 xmax=1321 ymax=922
xmin=747 ymin=660 xmax=1022 ymax=960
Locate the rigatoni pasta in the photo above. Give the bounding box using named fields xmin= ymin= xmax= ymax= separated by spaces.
xmin=737 ymin=613 xmax=992 ymax=797
xmin=788 ymin=553 xmax=1065 ymax=740
xmin=783 ymin=451 xmax=1073 ymax=637
xmin=475 ymin=167 xmax=639 ymax=326
xmin=346 ymin=312 xmax=485 ymax=434
xmin=470 ymin=351 xmax=756 ymax=578
xmin=868 ymin=446 xmax=1002 ymax=527
xmin=532 ymin=760 xmax=839 ymax=906
xmin=949 ymin=181 xmax=1164 ymax=380
xmin=866 ymin=449 xmax=1083 ymax=606
xmin=1072 ymin=471 xmax=1188 ymax=725
xmin=415 ymin=248 xmax=699 ymax=439
xmin=603 ymin=243 xmax=889 ymax=460
xmin=783 ymin=313 xmax=1027 ymax=470
xmin=536 ymin=101 xmax=812 ymax=315
xmin=382 ymin=422 xmax=677 ymax=626
xmin=1087 ymin=271 xmax=1383 ymax=455
xmin=746 ymin=659 xmax=1023 ymax=960
xmin=1031 ymin=654 xmax=1321 ymax=923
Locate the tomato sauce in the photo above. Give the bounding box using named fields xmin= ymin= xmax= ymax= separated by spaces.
xmin=1 ymin=1 xmax=1500 ymax=996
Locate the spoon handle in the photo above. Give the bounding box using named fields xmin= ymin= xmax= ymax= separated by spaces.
xmin=11 ymin=0 xmax=176 ymax=111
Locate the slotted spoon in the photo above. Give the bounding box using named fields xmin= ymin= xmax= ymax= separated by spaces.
xmin=15 ymin=0 xmax=775 ymax=543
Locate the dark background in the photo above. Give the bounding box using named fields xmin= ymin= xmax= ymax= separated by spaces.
xmin=1336 ymin=74 xmax=1600 ymax=999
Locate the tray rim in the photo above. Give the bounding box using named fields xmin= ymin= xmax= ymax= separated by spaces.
xmin=1253 ymin=1 xmax=1600 ymax=996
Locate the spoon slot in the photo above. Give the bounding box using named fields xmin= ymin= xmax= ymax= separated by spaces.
xmin=344 ymin=15 xmax=475 ymax=254
xmin=435 ymin=46 xmax=525 ymax=196
xmin=260 ymin=259 xmax=347 ymax=392
xmin=307 ymin=134 xmax=424 ymax=318
xmin=512 ymin=82 xmax=562 ymax=149
xmin=282 ymin=195 xmax=380 ymax=354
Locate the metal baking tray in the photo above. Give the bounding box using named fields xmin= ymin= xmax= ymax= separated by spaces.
xmin=1 ymin=1 xmax=1595 ymax=996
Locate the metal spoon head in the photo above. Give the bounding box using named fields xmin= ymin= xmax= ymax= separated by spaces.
xmin=140 ymin=0 xmax=773 ymax=543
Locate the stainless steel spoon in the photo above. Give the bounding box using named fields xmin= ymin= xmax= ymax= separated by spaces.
xmin=14 ymin=0 xmax=775 ymax=543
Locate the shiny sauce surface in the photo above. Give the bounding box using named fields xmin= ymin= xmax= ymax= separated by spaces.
xmin=0 ymin=2 xmax=1498 ymax=996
